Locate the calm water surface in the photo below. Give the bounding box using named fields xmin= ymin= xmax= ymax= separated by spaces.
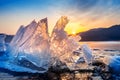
xmin=79 ymin=41 xmax=120 ymax=50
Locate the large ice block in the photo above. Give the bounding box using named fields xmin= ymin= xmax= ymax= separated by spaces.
xmin=50 ymin=16 xmax=81 ymax=66
xmin=9 ymin=18 xmax=50 ymax=73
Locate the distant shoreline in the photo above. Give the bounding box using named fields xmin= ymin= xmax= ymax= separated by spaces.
xmin=79 ymin=40 xmax=120 ymax=42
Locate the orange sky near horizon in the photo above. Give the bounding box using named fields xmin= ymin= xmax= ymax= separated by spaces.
xmin=0 ymin=0 xmax=120 ymax=35
xmin=0 ymin=16 xmax=119 ymax=35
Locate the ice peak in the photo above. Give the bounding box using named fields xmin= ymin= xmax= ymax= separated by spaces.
xmin=51 ymin=16 xmax=68 ymax=41
xmin=38 ymin=18 xmax=48 ymax=34
xmin=40 ymin=17 xmax=47 ymax=23
xmin=55 ymin=16 xmax=69 ymax=30
xmin=27 ymin=19 xmax=37 ymax=27
xmin=19 ymin=25 xmax=24 ymax=28
xmin=38 ymin=18 xmax=48 ymax=27
xmin=31 ymin=19 xmax=36 ymax=23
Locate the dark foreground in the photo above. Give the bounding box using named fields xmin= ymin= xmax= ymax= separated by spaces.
xmin=0 ymin=63 xmax=119 ymax=80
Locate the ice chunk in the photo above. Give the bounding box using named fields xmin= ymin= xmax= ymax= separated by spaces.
xmin=106 ymin=56 xmax=120 ymax=74
xmin=0 ymin=34 xmax=6 ymax=52
xmin=9 ymin=18 xmax=50 ymax=73
xmin=81 ymin=44 xmax=93 ymax=64
xmin=10 ymin=20 xmax=37 ymax=57
xmin=50 ymin=16 xmax=69 ymax=57
xmin=92 ymin=54 xmax=120 ymax=74
xmin=50 ymin=16 xmax=80 ymax=66
xmin=18 ymin=18 xmax=50 ymax=68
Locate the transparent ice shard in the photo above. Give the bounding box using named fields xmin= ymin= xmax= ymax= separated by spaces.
xmin=50 ymin=16 xmax=81 ymax=67
xmin=81 ymin=44 xmax=93 ymax=64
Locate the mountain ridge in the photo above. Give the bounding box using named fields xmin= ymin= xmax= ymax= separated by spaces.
xmin=79 ymin=25 xmax=120 ymax=41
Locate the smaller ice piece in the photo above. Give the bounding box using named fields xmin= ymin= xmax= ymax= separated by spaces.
xmin=81 ymin=44 xmax=93 ymax=64
xmin=107 ymin=56 xmax=120 ymax=74
xmin=0 ymin=34 xmax=6 ymax=52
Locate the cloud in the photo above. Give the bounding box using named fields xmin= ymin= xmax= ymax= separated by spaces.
xmin=69 ymin=0 xmax=99 ymax=11
xmin=62 ymin=0 xmax=120 ymax=29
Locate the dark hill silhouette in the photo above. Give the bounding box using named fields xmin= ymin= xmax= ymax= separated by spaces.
xmin=79 ymin=25 xmax=120 ymax=41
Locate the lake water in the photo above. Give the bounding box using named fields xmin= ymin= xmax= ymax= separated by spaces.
xmin=79 ymin=41 xmax=120 ymax=50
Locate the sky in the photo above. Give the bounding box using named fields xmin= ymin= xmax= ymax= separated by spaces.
xmin=0 ymin=0 xmax=120 ymax=35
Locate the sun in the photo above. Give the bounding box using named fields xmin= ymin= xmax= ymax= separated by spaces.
xmin=65 ymin=22 xmax=86 ymax=35
xmin=72 ymin=31 xmax=76 ymax=35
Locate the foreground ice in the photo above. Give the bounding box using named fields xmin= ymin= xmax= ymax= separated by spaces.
xmin=0 ymin=16 xmax=81 ymax=73
xmin=82 ymin=45 xmax=120 ymax=74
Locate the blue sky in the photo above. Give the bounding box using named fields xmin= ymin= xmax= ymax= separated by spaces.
xmin=0 ymin=0 xmax=120 ymax=34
